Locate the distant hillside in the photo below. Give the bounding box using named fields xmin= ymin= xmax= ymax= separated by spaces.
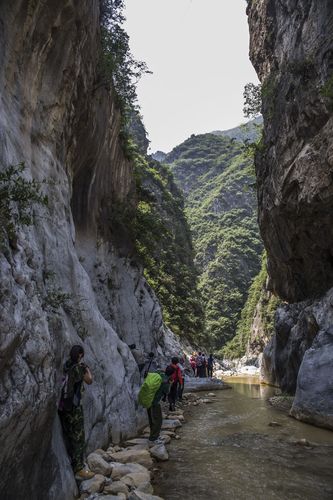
xmin=164 ymin=128 xmax=263 ymax=349
xmin=211 ymin=116 xmax=262 ymax=143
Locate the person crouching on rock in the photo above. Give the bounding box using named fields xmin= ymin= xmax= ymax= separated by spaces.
xmin=167 ymin=357 xmax=183 ymax=412
xmin=148 ymin=366 xmax=175 ymax=446
xmin=58 ymin=345 xmax=94 ymax=480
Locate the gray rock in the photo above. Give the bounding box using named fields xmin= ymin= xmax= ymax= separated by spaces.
xmin=161 ymin=419 xmax=182 ymax=430
xmin=120 ymin=471 xmax=151 ymax=489
xmin=290 ymin=327 xmax=333 ymax=430
xmin=128 ymin=492 xmax=164 ymax=500
xmin=108 ymin=449 xmax=153 ymax=469
xmin=149 ymin=444 xmax=169 ymax=461
xmin=87 ymin=452 xmax=112 ymax=476
xmin=111 ymin=462 xmax=150 ymax=480
xmin=104 ymin=481 xmax=130 ymax=496
xmin=80 ymin=474 xmax=106 ymax=494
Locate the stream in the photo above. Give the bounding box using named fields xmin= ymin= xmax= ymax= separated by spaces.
xmin=155 ymin=377 xmax=333 ymax=500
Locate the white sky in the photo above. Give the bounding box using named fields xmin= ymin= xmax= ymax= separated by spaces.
xmin=124 ymin=0 xmax=259 ymax=153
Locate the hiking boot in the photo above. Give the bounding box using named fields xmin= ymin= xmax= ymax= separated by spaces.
xmin=75 ymin=468 xmax=95 ymax=480
xmin=149 ymin=437 xmax=164 ymax=447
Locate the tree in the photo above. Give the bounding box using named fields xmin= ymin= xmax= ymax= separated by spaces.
xmin=99 ymin=0 xmax=152 ymax=112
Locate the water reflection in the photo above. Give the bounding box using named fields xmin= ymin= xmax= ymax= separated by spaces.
xmin=155 ymin=377 xmax=333 ymax=500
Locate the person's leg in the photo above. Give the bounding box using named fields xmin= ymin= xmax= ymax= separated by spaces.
xmin=147 ymin=407 xmax=154 ymax=440
xmin=168 ymin=382 xmax=177 ymax=411
xmin=68 ymin=406 xmax=86 ymax=472
xmin=150 ymin=404 xmax=162 ymax=441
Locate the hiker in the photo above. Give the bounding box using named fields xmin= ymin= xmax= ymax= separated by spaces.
xmin=207 ymin=353 xmax=214 ymax=378
xmin=196 ymin=352 xmax=204 ymax=378
xmin=143 ymin=351 xmax=157 ymax=377
xmin=147 ymin=366 xmax=176 ymax=445
xmin=167 ymin=357 xmax=183 ymax=411
xmin=58 ymin=345 xmax=94 ymax=479
xmin=129 ymin=343 xmax=145 ymax=373
xmin=190 ymin=354 xmax=196 ymax=376
xmin=177 ymin=357 xmax=186 ymax=400
xmin=202 ymin=353 xmax=208 ymax=377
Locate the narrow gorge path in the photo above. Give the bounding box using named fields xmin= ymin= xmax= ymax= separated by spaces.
xmin=155 ymin=378 xmax=333 ymax=500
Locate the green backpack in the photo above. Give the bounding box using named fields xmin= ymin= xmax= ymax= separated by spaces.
xmin=138 ymin=372 xmax=163 ymax=408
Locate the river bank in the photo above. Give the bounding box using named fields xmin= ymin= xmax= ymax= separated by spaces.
xmin=155 ymin=377 xmax=333 ymax=500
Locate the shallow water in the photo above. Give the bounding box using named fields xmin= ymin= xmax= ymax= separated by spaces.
xmin=155 ymin=377 xmax=333 ymax=500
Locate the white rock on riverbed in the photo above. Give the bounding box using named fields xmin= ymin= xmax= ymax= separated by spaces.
xmin=80 ymin=474 xmax=105 ymax=494
xmin=161 ymin=419 xmax=182 ymax=430
xmin=128 ymin=491 xmax=164 ymax=500
xmin=104 ymin=481 xmax=130 ymax=495
xmin=111 ymin=462 xmax=151 ymax=480
xmin=87 ymin=452 xmax=112 ymax=476
xmin=109 ymin=449 xmax=153 ymax=469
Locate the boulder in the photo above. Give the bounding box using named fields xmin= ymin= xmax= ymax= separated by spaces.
xmin=128 ymin=492 xmax=164 ymax=500
xmin=109 ymin=449 xmax=153 ymax=469
xmin=80 ymin=474 xmax=105 ymax=494
xmin=124 ymin=438 xmax=150 ymax=447
xmin=136 ymin=481 xmax=154 ymax=494
xmin=87 ymin=452 xmax=112 ymax=476
xmin=149 ymin=444 xmax=168 ymax=462
xmin=161 ymin=419 xmax=182 ymax=430
xmin=160 ymin=434 xmax=171 ymax=444
xmin=160 ymin=431 xmax=175 ymax=437
xmin=120 ymin=471 xmax=152 ymax=489
xmin=167 ymin=414 xmax=185 ymax=421
xmin=104 ymin=481 xmax=130 ymax=496
xmin=92 ymin=448 xmax=111 ymax=461
xmin=111 ymin=462 xmax=151 ymax=480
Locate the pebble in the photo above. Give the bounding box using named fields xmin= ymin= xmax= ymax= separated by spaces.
xmin=268 ymin=421 xmax=282 ymax=427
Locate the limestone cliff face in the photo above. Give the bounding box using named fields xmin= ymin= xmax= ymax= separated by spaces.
xmin=248 ymin=0 xmax=333 ymax=303
xmin=248 ymin=0 xmax=333 ymax=429
xmin=0 ymin=2 xmax=182 ymax=499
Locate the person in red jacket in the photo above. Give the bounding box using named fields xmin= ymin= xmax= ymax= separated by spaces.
xmin=167 ymin=356 xmax=183 ymax=411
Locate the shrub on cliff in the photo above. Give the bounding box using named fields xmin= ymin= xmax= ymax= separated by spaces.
xmin=222 ymin=253 xmax=280 ymax=359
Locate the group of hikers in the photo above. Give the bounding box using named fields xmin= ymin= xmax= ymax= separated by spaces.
xmin=190 ymin=351 xmax=215 ymax=378
xmin=58 ymin=345 xmax=213 ymax=480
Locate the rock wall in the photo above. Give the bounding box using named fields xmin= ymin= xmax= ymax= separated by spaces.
xmin=248 ymin=0 xmax=333 ymax=429
xmin=248 ymin=0 xmax=333 ymax=303
xmin=0 ymin=2 xmax=184 ymax=499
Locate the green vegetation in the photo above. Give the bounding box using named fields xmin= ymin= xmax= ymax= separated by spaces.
xmin=320 ymin=75 xmax=333 ymax=109
xmin=113 ymin=137 xmax=205 ymax=342
xmin=165 ymin=132 xmax=263 ymax=349
xmin=99 ymin=0 xmax=151 ymax=113
xmin=0 ymin=162 xmax=48 ymax=245
xmin=222 ymin=253 xmax=280 ymax=358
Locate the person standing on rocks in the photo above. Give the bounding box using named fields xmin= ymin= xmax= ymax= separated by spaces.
xmin=129 ymin=343 xmax=145 ymax=374
xmin=148 ymin=366 xmax=176 ymax=445
xmin=207 ymin=353 xmax=215 ymax=378
xmin=58 ymin=345 xmax=94 ymax=479
xmin=177 ymin=357 xmax=186 ymax=400
xmin=167 ymin=357 xmax=183 ymax=411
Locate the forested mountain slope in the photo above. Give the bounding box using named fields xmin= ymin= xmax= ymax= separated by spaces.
xmin=164 ymin=131 xmax=263 ymax=350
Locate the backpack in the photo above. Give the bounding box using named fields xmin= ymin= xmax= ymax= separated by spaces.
xmin=138 ymin=372 xmax=162 ymax=408
xmin=58 ymin=363 xmax=82 ymax=412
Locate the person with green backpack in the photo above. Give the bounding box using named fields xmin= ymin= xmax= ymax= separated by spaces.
xmin=138 ymin=366 xmax=175 ymax=445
